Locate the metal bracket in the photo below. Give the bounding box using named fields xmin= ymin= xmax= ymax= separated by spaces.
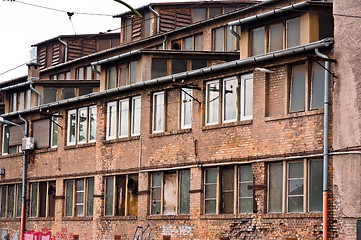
xmin=172 ymin=83 xmax=201 ymax=105
xmin=39 ymin=111 xmax=63 ymax=129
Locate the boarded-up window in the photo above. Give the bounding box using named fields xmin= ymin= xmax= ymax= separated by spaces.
xmin=268 ymin=162 xmax=283 ymax=213
xmin=9 ymin=124 xmax=24 ymax=146
xmin=163 ymin=173 xmax=177 ymax=215
xmin=33 ymin=119 xmax=50 ymax=149
xmin=289 ymin=64 xmax=306 ymax=112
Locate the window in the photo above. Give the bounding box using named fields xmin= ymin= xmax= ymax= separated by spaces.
xmin=50 ymin=71 xmax=71 ymax=80
xmin=251 ymin=27 xmax=265 ymax=56
xmin=2 ymin=124 xmax=24 ymax=155
xmin=76 ymin=66 xmax=93 ymax=80
xmin=10 ymin=90 xmax=31 ymax=112
xmin=150 ymin=170 xmax=190 ymax=215
xmin=267 ymin=159 xmax=323 ymax=213
xmin=129 ymin=61 xmax=137 ymax=84
xmin=106 ymin=96 xmax=141 ymax=140
xmin=33 ymin=119 xmax=52 ymax=149
xmin=192 ymin=7 xmax=225 ymax=22
xmin=269 ymin=23 xmax=283 ymax=52
xmin=203 ymin=165 xmax=253 ymax=214
xmin=180 ymin=89 xmax=192 ymax=129
xmin=152 ymin=91 xmax=165 ymax=133
xmin=106 ymin=61 xmax=138 ymax=90
xmin=206 ymin=74 xmax=253 ymax=125
xmin=107 ymin=66 xmax=117 ymax=90
xmin=0 ymin=184 xmax=21 ymax=218
xmin=182 ymin=34 xmax=203 ymax=51
xmin=289 ymin=62 xmax=325 ymax=113
xmin=286 ymin=17 xmax=300 ymax=48
xmin=104 ymin=174 xmax=138 ymax=216
xmin=64 ymin=178 xmax=94 ymax=217
xmin=62 ymin=88 xmax=75 ymax=100
xmin=67 ymin=106 xmax=97 ymax=145
xmin=51 ymin=115 xmax=59 ymax=148
xmin=212 ymin=26 xmax=238 ymax=51
xmin=30 ymin=181 xmax=55 ymax=218
xmin=43 ymin=88 xmax=57 ymax=104
xmin=151 ymin=58 xmax=207 ymax=79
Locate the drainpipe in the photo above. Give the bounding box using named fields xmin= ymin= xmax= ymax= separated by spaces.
xmin=58 ymin=37 xmax=68 ymax=62
xmin=162 ymin=35 xmax=167 ymax=50
xmin=149 ymin=5 xmax=160 ymax=34
xmin=28 ymin=82 xmax=41 ymax=106
xmin=229 ymin=25 xmax=240 ymax=50
xmin=18 ymin=114 xmax=28 ymax=240
xmin=315 ymin=48 xmax=330 ymax=240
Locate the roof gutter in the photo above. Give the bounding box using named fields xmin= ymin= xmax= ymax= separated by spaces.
xmin=1 ymin=38 xmax=333 ymax=118
xmin=0 ymin=81 xmax=31 ymax=92
xmin=228 ymin=1 xmax=309 ymax=27
xmin=149 ymin=5 xmax=160 ymax=34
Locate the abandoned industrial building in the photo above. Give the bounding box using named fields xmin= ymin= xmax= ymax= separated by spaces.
xmin=1 ymin=0 xmax=361 ymax=239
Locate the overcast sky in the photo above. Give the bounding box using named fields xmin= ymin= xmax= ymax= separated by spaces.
xmin=0 ymin=0 xmax=198 ymax=82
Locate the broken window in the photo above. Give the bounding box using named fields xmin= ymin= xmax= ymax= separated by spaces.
xmin=30 ymin=181 xmax=55 ymax=218
xmin=104 ymin=174 xmax=138 ymax=216
xmin=267 ymin=159 xmax=323 ymax=213
xmin=152 ymin=91 xmax=165 ymax=133
xmin=64 ymin=178 xmax=94 ymax=217
xmin=150 ymin=170 xmax=190 ymax=215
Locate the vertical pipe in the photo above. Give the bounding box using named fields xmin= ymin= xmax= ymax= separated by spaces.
xmin=58 ymin=37 xmax=68 ymax=62
xmin=29 ymin=83 xmax=41 ymax=106
xmin=229 ymin=26 xmax=240 ymax=50
xmin=149 ymin=5 xmax=160 ymax=34
xmin=315 ymin=49 xmax=330 ymax=240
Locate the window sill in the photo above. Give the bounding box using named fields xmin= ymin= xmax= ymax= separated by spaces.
xmin=99 ymin=215 xmax=137 ymax=221
xmin=64 ymin=142 xmax=96 ymax=150
xmin=0 ymin=217 xmax=20 ymax=222
xmin=265 ymin=109 xmax=324 ymax=122
xmin=61 ymin=216 xmax=93 ymax=221
xmin=104 ymin=135 xmax=140 ymax=145
xmin=263 ymin=212 xmax=322 ymax=219
xmin=202 ymin=120 xmax=252 ymax=131
xmin=0 ymin=152 xmax=22 ymax=158
xmin=28 ymin=217 xmax=55 ymax=221
xmin=147 ymin=215 xmax=190 ymax=220
xmin=200 ymin=213 xmax=254 ymax=220
xmin=149 ymin=128 xmax=192 ymax=138
xmin=34 ymin=147 xmax=58 ymax=154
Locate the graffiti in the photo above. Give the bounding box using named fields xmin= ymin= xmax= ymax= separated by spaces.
xmin=162 ymin=225 xmax=192 ymax=237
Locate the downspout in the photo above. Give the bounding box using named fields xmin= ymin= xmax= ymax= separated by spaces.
xmin=229 ymin=25 xmax=240 ymax=50
xmin=315 ymin=48 xmax=330 ymax=240
xmin=149 ymin=5 xmax=160 ymax=34
xmin=29 ymin=82 xmax=41 ymax=106
xmin=162 ymin=35 xmax=167 ymax=50
xmin=58 ymin=37 xmax=68 ymax=62
xmin=18 ymin=114 xmax=28 ymax=240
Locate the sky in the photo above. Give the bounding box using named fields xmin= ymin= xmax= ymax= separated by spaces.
xmin=0 ymin=0 xmax=197 ymax=82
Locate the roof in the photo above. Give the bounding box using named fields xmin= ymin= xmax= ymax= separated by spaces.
xmin=1 ymin=38 xmax=334 ymax=118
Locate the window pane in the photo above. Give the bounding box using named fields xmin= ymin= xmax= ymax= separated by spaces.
xmin=179 ymin=170 xmax=190 ymax=214
xmin=183 ymin=36 xmax=193 ymax=50
xmin=221 ymin=167 xmax=234 ymax=214
xmin=289 ymin=65 xmax=306 ymax=112
xmin=65 ymin=180 xmax=73 ymax=216
xmin=7 ymin=185 xmax=15 ymax=218
xmin=48 ymin=182 xmax=56 ymax=217
xmin=223 ymin=77 xmax=238 ymax=122
xmin=79 ymin=87 xmax=93 ymax=96
xmin=132 ymin=97 xmax=141 ymax=135
xmin=252 ymin=27 xmax=265 ymax=56
xmin=204 ymin=168 xmax=217 ymax=214
xmin=152 ymin=92 xmax=165 ymax=132
xmin=268 ymin=163 xmax=283 ymax=212
xmin=172 ymin=59 xmax=188 ymax=74
xmin=85 ymin=66 xmax=92 ymax=80
xmin=309 ymin=160 xmax=323 ymax=212
xmin=16 ymin=185 xmax=21 ymax=218
xmin=194 ymin=34 xmax=203 ymax=51
xmin=213 ymin=27 xmax=224 ymax=51
xmin=226 ymin=28 xmax=235 ymax=51
xmin=206 ymin=81 xmax=220 ymax=124
xmin=311 ymin=62 xmax=325 ymax=110
xmin=76 ymin=179 xmax=84 ymax=217
xmin=163 ymin=173 xmax=177 ymax=215
xmin=192 ymin=59 xmax=207 ymax=70
xmin=205 ymin=200 xmax=216 ymax=214
xmin=288 ymin=162 xmax=304 ymax=213
xmin=51 ymin=116 xmax=59 ymax=147
xmin=192 ymin=8 xmax=206 ymax=22
xmin=242 ymin=76 xmax=253 ymax=118
xmin=181 ymin=89 xmax=192 ymax=129
xmin=119 ymin=100 xmax=129 ymax=137
xmin=105 ymin=177 xmax=114 ymax=216
xmin=43 ymin=88 xmax=57 ymax=104
xmin=129 ymin=61 xmax=137 ymax=84
xmin=119 ymin=65 xmax=128 ymax=86
xmin=87 ymin=178 xmax=94 ymax=216
xmin=286 ymin=18 xmax=300 ymax=48
xmin=151 ymin=59 xmax=167 ymax=79
xmin=209 ymin=7 xmax=222 ymax=18
xmin=107 ymin=102 xmax=117 ymax=139
xmin=77 ymin=68 xmax=84 ymax=80
xmin=144 ymin=12 xmax=151 ymax=37
xmin=39 ymin=182 xmax=47 ymax=217
xmin=68 ymin=111 xmax=76 ymax=145
xmin=3 ymin=125 xmax=9 ymax=154
xmin=269 ymin=23 xmax=283 ymax=52
xmin=89 ymin=106 xmax=97 ymax=142
xmin=107 ymin=67 xmax=117 ymax=89
xmin=151 ymin=173 xmax=162 ymax=215
xmin=78 ymin=108 xmax=88 ymax=144
xmin=0 ymin=186 xmax=6 ymax=217
xmin=30 ymin=183 xmax=38 ymax=217
xmin=116 ymin=176 xmax=126 ymax=216
xmin=239 ymin=165 xmax=253 ymax=213
xmin=62 ymin=88 xmax=75 ymax=100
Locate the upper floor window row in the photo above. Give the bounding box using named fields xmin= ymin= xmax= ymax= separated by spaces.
xmin=172 ymin=33 xmax=203 ymax=51
xmin=9 ymin=90 xmax=31 ymax=113
xmin=192 ymin=7 xmax=237 ymax=23
xmin=67 ymin=105 xmax=97 ymax=146
xmin=106 ymin=96 xmax=141 ymax=140
xmin=206 ymin=74 xmax=253 ymax=125
xmin=151 ymin=58 xmax=208 ymax=79
xmin=106 ymin=61 xmax=138 ymax=90
xmin=212 ymin=26 xmax=239 ymax=52
xmin=50 ymin=71 xmax=71 ymax=80
xmin=43 ymin=87 xmax=94 ymax=104
xmin=251 ymin=17 xmax=300 ymax=56
xmin=76 ymin=66 xmax=95 ymax=80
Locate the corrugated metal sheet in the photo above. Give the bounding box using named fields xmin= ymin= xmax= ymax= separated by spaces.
xmin=159 ymin=9 xmax=191 ymax=33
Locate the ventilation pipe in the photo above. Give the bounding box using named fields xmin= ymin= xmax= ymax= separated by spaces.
xmin=149 ymin=5 xmax=160 ymax=34
xmin=315 ymin=48 xmax=330 ymax=240
xmin=58 ymin=37 xmax=68 ymax=62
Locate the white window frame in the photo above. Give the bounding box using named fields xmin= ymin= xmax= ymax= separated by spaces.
xmin=205 ymin=80 xmax=220 ymax=126
xmin=88 ymin=106 xmax=97 ymax=143
xmin=180 ymin=88 xmax=192 ymax=129
xmin=50 ymin=115 xmax=59 ymax=148
xmin=2 ymin=125 xmax=9 ymax=155
xmin=67 ymin=109 xmax=77 ymax=146
xmin=106 ymin=101 xmax=117 ymax=140
xmin=222 ymin=77 xmax=238 ymax=123
xmin=131 ymin=96 xmax=141 ymax=136
xmin=240 ymin=73 xmax=253 ymax=121
xmin=152 ymin=91 xmax=165 ymax=133
xmin=118 ymin=99 xmax=130 ymax=138
xmin=77 ymin=107 xmax=88 ymax=145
